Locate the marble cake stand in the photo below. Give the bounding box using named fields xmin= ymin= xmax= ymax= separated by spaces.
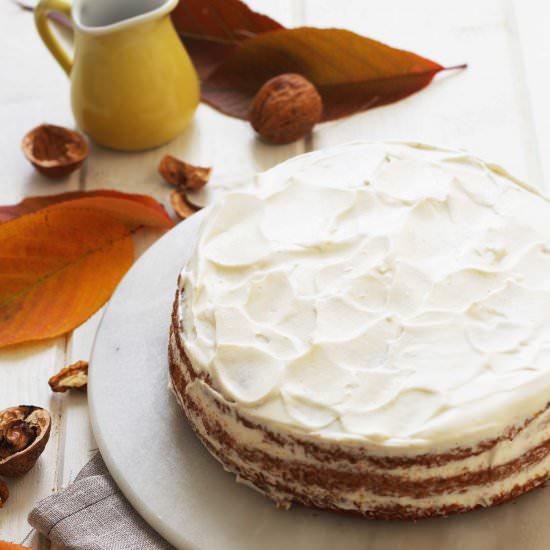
xmin=88 ymin=213 xmax=550 ymax=550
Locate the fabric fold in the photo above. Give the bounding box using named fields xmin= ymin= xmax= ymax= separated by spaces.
xmin=28 ymin=453 xmax=174 ymax=550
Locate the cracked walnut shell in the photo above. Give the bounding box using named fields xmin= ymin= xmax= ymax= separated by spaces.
xmin=159 ymin=155 xmax=211 ymax=192
xmin=22 ymin=124 xmax=88 ymax=179
xmin=0 ymin=406 xmax=51 ymax=477
xmin=170 ymin=190 xmax=201 ymax=220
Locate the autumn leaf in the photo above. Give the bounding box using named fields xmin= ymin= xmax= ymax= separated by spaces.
xmin=0 ymin=191 xmax=89 ymax=223
xmin=0 ymin=191 xmax=175 ymax=348
xmin=171 ymin=0 xmax=283 ymax=79
xmin=0 ymin=207 xmax=133 ymax=348
xmin=0 ymin=542 xmax=32 ymax=550
xmin=202 ymin=27 xmax=465 ymax=121
xmin=0 ymin=189 xmax=173 ymax=227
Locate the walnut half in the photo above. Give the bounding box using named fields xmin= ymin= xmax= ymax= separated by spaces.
xmin=21 ymin=124 xmax=88 ymax=179
xmin=0 ymin=406 xmax=51 ymax=477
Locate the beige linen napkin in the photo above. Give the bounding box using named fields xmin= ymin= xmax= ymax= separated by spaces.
xmin=28 ymin=453 xmax=175 ymax=550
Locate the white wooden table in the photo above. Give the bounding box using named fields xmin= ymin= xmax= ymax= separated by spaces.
xmin=1 ymin=0 xmax=549 ymax=547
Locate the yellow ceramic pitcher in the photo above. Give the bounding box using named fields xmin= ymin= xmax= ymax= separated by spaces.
xmin=35 ymin=0 xmax=199 ymax=151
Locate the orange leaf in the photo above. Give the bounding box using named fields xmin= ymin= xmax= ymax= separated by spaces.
xmin=0 ymin=205 xmax=134 ymax=348
xmin=0 ymin=189 xmax=174 ymax=228
xmin=202 ymin=27 xmax=465 ymax=121
xmin=0 ymin=541 xmax=32 ymax=549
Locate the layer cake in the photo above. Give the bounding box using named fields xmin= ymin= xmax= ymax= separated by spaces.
xmin=169 ymin=142 xmax=550 ymax=519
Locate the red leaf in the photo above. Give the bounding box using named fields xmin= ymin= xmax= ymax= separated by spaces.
xmin=171 ymin=0 xmax=284 ymax=79
xmin=202 ymin=27 xmax=465 ymax=121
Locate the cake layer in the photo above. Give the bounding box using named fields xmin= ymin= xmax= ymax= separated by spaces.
xmin=170 ymin=302 xmax=550 ymax=518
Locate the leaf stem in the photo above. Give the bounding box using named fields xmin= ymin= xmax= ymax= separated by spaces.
xmin=442 ymin=63 xmax=468 ymax=71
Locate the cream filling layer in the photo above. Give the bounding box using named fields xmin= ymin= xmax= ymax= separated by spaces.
xmin=237 ymin=453 xmax=550 ymax=512
xmin=178 ymin=142 xmax=550 ymax=449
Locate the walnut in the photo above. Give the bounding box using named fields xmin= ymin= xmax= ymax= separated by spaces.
xmin=249 ymin=74 xmax=323 ymax=144
xmin=0 ymin=406 xmax=51 ymax=477
xmin=159 ymin=155 xmax=211 ymax=192
xmin=49 ymin=361 xmax=88 ymax=393
xmin=170 ymin=191 xmax=201 ymax=220
xmin=22 ymin=124 xmax=88 ymax=179
xmin=0 ymin=479 xmax=8 ymax=507
xmin=1 ymin=421 xmax=35 ymax=455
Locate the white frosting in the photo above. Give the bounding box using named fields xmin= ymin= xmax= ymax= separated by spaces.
xmin=178 ymin=142 xmax=550 ymax=447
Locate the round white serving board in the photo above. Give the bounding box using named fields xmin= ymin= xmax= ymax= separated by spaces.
xmin=89 ymin=214 xmax=550 ymax=550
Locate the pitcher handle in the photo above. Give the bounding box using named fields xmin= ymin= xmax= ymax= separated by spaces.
xmin=35 ymin=0 xmax=73 ymax=76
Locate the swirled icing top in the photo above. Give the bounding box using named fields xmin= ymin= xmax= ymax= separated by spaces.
xmin=178 ymin=142 xmax=550 ymax=447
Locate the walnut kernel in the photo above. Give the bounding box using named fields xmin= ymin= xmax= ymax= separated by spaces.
xmin=49 ymin=361 xmax=88 ymax=393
